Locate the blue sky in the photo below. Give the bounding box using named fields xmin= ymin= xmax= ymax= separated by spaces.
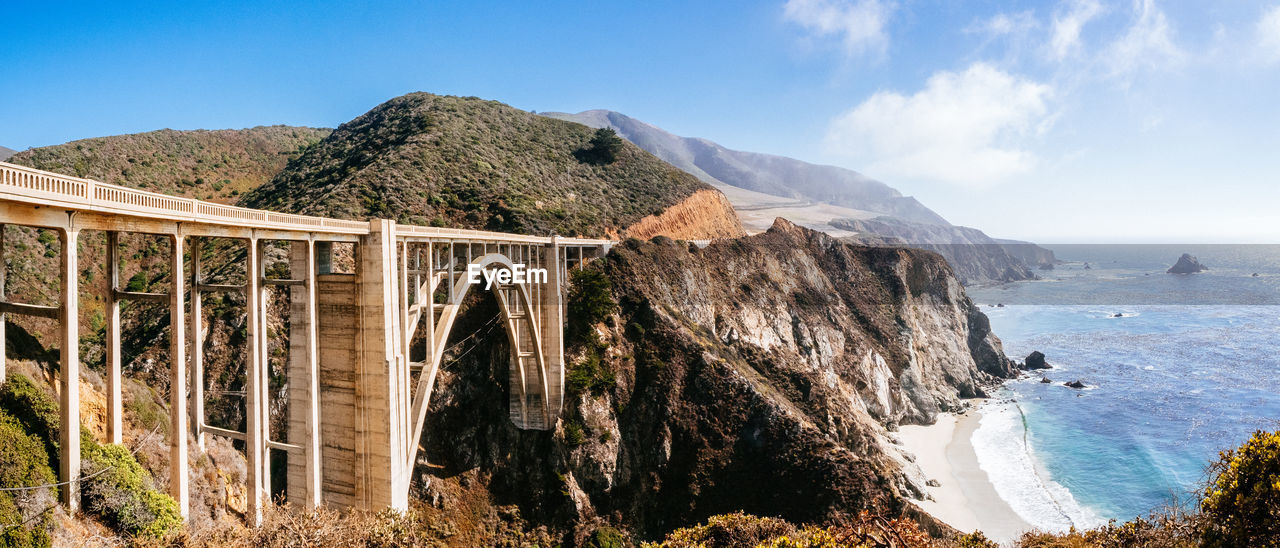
xmin=2 ymin=1 xmax=1278 ymax=242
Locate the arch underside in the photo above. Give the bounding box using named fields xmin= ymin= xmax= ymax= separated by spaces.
xmin=403 ymin=251 xmax=560 ymax=468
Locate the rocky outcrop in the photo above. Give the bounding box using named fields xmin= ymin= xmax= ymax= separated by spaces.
xmin=418 ymin=218 xmax=1014 ymax=541
xmin=1024 ymin=351 xmax=1051 ymax=370
xmin=1167 ymin=253 xmax=1208 ymax=274
xmin=621 ymin=189 xmax=746 ymax=240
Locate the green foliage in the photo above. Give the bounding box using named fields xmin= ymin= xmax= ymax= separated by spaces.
xmin=1200 ymin=429 xmax=1280 ymax=547
xmin=567 ymin=268 xmax=615 ymax=344
xmin=125 ymin=272 xmax=149 ymax=293
xmin=9 ymin=126 xmax=331 ymax=203
xmin=567 ymin=349 xmax=615 ymax=396
xmin=579 ymin=127 xmax=625 ymax=165
xmin=586 ymin=526 xmax=626 ymax=548
xmin=81 ymin=436 xmax=183 ymax=539
xmin=563 ymin=421 xmax=587 ymax=447
xmin=0 ymin=410 xmax=57 ymax=548
xmin=240 ymin=93 xmax=707 ymax=237
xmin=0 ymin=375 xmax=61 ymax=462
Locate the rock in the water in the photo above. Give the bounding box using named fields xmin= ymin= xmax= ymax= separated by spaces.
xmin=1040 ymin=377 xmax=1051 ymax=383
xmin=1113 ymin=313 xmax=1124 ymax=318
xmin=1253 ymin=273 xmax=1261 ymax=277
xmin=1064 ymin=379 xmax=1087 ymax=389
xmin=1024 ymin=350 xmax=1051 ymax=370
xmin=1083 ymin=262 xmax=1092 ymax=270
xmin=1167 ymin=253 xmax=1208 ymax=274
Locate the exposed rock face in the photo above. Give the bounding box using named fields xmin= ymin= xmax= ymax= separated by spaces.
xmin=1168 ymin=253 xmax=1208 ymax=274
xmin=1024 ymin=351 xmax=1051 ymax=370
xmin=621 ymin=188 xmax=746 ymax=240
xmin=419 ymin=219 xmax=1014 ymax=540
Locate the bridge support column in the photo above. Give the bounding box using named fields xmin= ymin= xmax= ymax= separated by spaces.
xmin=59 ymin=227 xmax=81 ymax=510
xmin=0 ymin=224 xmax=6 ymax=384
xmin=287 ymin=239 xmax=323 ymax=509
xmin=539 ymin=238 xmax=565 ymax=421
xmin=245 ymin=236 xmax=265 ymax=525
xmin=168 ymin=231 xmax=189 ymax=518
xmin=106 ymin=231 xmax=123 ymax=445
xmin=353 ymin=220 xmax=409 ymax=510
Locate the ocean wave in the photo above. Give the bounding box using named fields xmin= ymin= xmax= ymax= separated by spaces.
xmin=972 ymin=399 xmax=1105 ymax=533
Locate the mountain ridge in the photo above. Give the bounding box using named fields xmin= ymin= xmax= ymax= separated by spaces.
xmin=244 ymin=93 xmax=743 ymax=239
xmin=542 ymin=109 xmax=950 ymax=226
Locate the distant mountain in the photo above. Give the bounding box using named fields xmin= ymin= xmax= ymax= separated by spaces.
xmin=833 ymin=217 xmax=1055 ymax=284
xmin=244 ymin=93 xmax=743 ymax=239
xmin=543 ymin=110 xmax=949 ymax=226
xmin=544 ymin=109 xmax=1057 ymax=283
xmin=0 ymin=146 xmax=15 ymax=161
xmin=8 ymin=126 xmax=331 ymax=203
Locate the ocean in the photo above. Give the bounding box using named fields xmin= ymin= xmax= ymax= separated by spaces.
xmin=966 ymin=245 xmax=1280 ymax=532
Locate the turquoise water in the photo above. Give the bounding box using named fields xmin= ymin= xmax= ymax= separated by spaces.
xmin=966 ymin=245 xmax=1280 ymax=530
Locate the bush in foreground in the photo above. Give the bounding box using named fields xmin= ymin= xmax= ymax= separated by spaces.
xmin=1200 ymin=429 xmax=1280 ymax=547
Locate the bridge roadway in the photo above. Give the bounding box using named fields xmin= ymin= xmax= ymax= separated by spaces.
xmin=0 ymin=161 xmax=612 ymax=523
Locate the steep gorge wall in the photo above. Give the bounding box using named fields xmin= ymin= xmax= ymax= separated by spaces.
xmin=620 ymin=188 xmax=745 ymax=241
xmin=418 ymin=219 xmax=1015 ymax=542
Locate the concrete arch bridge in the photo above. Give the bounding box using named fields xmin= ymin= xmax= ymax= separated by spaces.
xmin=0 ymin=161 xmax=611 ymax=523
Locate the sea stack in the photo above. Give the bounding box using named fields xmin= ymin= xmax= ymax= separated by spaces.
xmin=1024 ymin=350 xmax=1051 ymax=370
xmin=1167 ymin=253 xmax=1208 ymax=274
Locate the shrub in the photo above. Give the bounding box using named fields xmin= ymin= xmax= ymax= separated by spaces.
xmin=567 ymin=268 xmax=615 ymax=345
xmin=587 ymin=526 xmax=626 ymax=548
xmin=564 ymin=421 xmax=587 ymax=447
xmin=0 ymin=411 xmax=57 ymax=548
xmin=1200 ymin=429 xmax=1280 ymax=547
xmin=0 ymin=375 xmax=61 ymax=463
xmin=80 ymin=435 xmax=183 ymax=539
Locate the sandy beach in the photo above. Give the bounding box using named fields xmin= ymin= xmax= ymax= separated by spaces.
xmin=898 ymin=409 xmax=1033 ymax=544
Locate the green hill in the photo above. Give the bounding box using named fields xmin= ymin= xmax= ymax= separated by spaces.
xmin=242 ymin=93 xmax=711 ymax=237
xmin=9 ymin=126 xmax=330 ymax=202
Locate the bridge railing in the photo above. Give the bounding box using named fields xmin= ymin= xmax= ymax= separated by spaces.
xmin=0 ymin=161 xmax=613 ymax=245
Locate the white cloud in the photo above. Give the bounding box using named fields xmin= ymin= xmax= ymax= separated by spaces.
xmin=1104 ymin=0 xmax=1183 ymax=77
xmin=783 ymin=0 xmax=893 ymax=57
xmin=1257 ymin=5 xmax=1280 ymax=63
xmin=1049 ymin=0 xmax=1104 ymax=61
xmin=824 ymin=63 xmax=1053 ymax=187
xmin=970 ymin=12 xmax=1037 ymax=38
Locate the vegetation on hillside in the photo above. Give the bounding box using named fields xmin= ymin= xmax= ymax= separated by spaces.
xmin=242 ymin=93 xmax=710 ymax=236
xmin=0 ymin=373 xmax=180 ymax=543
xmin=8 ymin=126 xmax=330 ymax=203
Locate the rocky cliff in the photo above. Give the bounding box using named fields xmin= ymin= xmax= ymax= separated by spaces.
xmin=417 ymin=219 xmax=1015 ymax=543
